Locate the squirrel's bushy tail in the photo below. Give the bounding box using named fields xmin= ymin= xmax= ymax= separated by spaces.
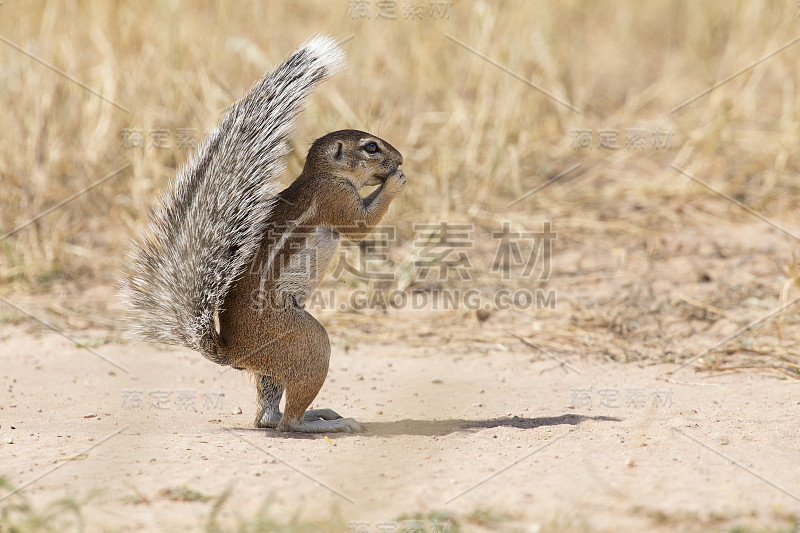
xmin=118 ymin=36 xmax=344 ymax=365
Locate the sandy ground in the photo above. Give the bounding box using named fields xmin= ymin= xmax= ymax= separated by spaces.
xmin=2 ymin=219 xmax=800 ymax=532
xmin=1 ymin=316 xmax=799 ymax=532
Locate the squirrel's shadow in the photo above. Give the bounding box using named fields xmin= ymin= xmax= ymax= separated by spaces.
xmin=362 ymin=414 xmax=619 ymax=437
xmin=231 ymin=414 xmax=619 ymax=439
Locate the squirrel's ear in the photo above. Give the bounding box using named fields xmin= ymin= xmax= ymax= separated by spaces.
xmin=334 ymin=142 xmax=343 ymax=161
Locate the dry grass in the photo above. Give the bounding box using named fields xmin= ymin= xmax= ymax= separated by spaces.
xmin=0 ymin=1 xmax=799 ymax=374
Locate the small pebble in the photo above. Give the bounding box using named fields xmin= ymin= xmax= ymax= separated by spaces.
xmin=431 ymin=378 xmax=443 ymax=384
xmin=231 ymin=407 xmax=242 ymax=415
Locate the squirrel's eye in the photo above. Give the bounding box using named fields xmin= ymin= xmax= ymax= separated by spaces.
xmin=363 ymin=142 xmax=379 ymax=154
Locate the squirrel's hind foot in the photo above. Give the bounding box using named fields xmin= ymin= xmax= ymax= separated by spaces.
xmin=255 ymin=408 xmax=361 ymax=432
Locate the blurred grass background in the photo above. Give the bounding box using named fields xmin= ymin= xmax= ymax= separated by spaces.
xmin=0 ymin=0 xmax=797 ymax=286
xmin=0 ymin=1 xmax=799 ymax=372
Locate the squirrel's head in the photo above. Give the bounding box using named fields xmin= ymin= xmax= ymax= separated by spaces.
xmin=304 ymin=129 xmax=403 ymax=189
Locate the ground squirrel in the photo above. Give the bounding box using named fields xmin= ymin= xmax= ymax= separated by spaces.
xmin=119 ymin=36 xmax=405 ymax=433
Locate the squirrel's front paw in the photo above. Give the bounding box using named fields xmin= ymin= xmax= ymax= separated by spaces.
xmin=384 ymin=169 xmax=407 ymax=196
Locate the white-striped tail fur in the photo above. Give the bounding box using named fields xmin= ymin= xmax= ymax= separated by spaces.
xmin=118 ymin=36 xmax=344 ymax=364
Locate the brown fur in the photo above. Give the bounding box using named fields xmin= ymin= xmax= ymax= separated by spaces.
xmin=218 ymin=129 xmax=405 ymax=432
